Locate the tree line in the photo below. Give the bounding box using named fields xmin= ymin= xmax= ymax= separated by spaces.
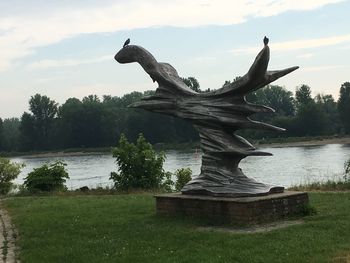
xmin=0 ymin=78 xmax=349 ymax=152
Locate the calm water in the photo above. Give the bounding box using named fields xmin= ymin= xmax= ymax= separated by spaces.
xmin=10 ymin=144 xmax=350 ymax=190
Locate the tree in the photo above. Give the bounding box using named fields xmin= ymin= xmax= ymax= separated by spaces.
xmin=0 ymin=118 xmax=2 ymax=150
xmin=19 ymin=112 xmax=36 ymax=151
xmin=292 ymin=85 xmax=326 ymax=136
xmin=338 ymin=82 xmax=350 ymax=134
xmin=182 ymin=77 xmax=201 ymax=92
xmin=80 ymin=95 xmax=104 ymax=147
xmin=58 ymin=98 xmax=84 ymax=148
xmin=247 ymin=85 xmax=295 ymax=117
xmin=295 ymin=85 xmax=313 ymax=109
xmin=222 ymin=76 xmax=242 ymax=88
xmin=1 ymin=118 xmax=20 ymax=152
xmin=0 ymin=158 xmax=24 ymax=195
xmin=110 ymin=134 xmax=172 ymax=190
xmin=20 ymin=94 xmax=58 ymax=150
xmin=295 ymin=103 xmax=327 ymax=136
xmin=315 ymin=94 xmax=340 ymax=135
xmin=59 ymin=95 xmax=105 ymax=148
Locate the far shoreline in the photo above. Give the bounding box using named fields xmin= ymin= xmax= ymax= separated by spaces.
xmin=5 ymin=136 xmax=350 ymax=159
xmin=256 ymin=136 xmax=350 ymax=149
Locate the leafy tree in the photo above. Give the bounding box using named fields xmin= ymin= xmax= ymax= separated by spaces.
xmin=345 ymin=158 xmax=350 ymax=180
xmin=315 ymin=94 xmax=340 ymax=134
xmin=1 ymin=118 xmax=21 ymax=151
xmin=80 ymin=95 xmax=103 ymax=147
xmin=30 ymin=94 xmax=58 ymax=146
xmin=238 ymin=85 xmax=295 ymax=139
xmin=19 ymin=112 xmax=36 ymax=151
xmin=182 ymin=77 xmax=201 ymax=92
xmin=222 ymin=76 xmax=242 ymax=87
xmin=174 ymin=168 xmax=192 ymax=191
xmin=295 ymin=103 xmax=326 ymax=136
xmin=58 ymin=98 xmax=84 ymax=148
xmin=0 ymin=158 xmax=24 ymax=195
xmin=293 ymin=85 xmax=327 ymax=136
xmin=24 ymin=161 xmax=69 ymax=192
xmin=338 ymin=82 xmax=350 ymax=134
xmin=0 ymin=118 xmax=2 ymax=148
xmin=110 ymin=134 xmax=172 ymax=190
xmin=19 ymin=94 xmax=58 ymax=150
xmin=247 ymin=85 xmax=295 ymax=119
xmin=59 ymin=95 xmax=104 ymax=148
xmin=295 ymin=85 xmax=313 ymax=109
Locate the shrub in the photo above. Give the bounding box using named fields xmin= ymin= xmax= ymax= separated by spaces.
xmin=345 ymin=159 xmax=350 ymax=180
xmin=0 ymin=158 xmax=24 ymax=195
xmin=298 ymin=203 xmax=317 ymax=216
xmin=110 ymin=133 xmax=172 ymax=191
xmin=24 ymin=161 xmax=69 ymax=192
xmin=175 ymin=168 xmax=192 ymax=191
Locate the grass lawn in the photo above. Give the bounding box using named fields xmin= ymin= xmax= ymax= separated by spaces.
xmin=3 ymin=192 xmax=350 ymax=263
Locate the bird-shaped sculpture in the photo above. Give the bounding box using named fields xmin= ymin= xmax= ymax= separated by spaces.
xmin=264 ymin=36 xmax=269 ymax=46
xmin=114 ymin=37 xmax=298 ymax=197
xmin=123 ymin=38 xmax=130 ymax=48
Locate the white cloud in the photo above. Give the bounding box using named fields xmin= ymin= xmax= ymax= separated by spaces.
xmin=230 ymin=34 xmax=350 ymax=54
xmin=0 ymin=0 xmax=343 ymax=71
xmin=297 ymin=53 xmax=314 ymax=59
xmin=28 ymin=55 xmax=111 ymax=70
xmin=302 ymin=65 xmax=338 ymax=72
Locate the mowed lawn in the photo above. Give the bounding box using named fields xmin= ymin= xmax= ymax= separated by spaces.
xmin=3 ymin=192 xmax=350 ymax=263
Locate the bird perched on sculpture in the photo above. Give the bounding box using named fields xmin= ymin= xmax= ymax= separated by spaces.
xmin=123 ymin=38 xmax=130 ymax=48
xmin=264 ymin=36 xmax=269 ymax=46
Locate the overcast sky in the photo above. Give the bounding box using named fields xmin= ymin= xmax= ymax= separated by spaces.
xmin=0 ymin=0 xmax=349 ymax=118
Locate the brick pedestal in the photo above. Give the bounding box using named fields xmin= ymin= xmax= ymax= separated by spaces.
xmin=155 ymin=191 xmax=309 ymax=225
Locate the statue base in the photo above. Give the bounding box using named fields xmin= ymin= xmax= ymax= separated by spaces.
xmin=155 ymin=191 xmax=309 ymax=225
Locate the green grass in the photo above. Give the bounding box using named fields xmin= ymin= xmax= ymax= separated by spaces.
xmin=290 ymin=180 xmax=350 ymax=191
xmin=3 ymin=192 xmax=350 ymax=263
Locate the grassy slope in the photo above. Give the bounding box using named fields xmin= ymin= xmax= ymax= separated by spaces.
xmin=3 ymin=193 xmax=350 ymax=263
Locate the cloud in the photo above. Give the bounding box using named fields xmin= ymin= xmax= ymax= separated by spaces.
xmin=302 ymin=65 xmax=338 ymax=72
xmin=297 ymin=53 xmax=314 ymax=59
xmin=230 ymin=34 xmax=350 ymax=54
xmin=0 ymin=0 xmax=344 ymax=71
xmin=28 ymin=55 xmax=112 ymax=70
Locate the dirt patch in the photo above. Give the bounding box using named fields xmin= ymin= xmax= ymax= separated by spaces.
xmin=332 ymin=253 xmax=350 ymax=263
xmin=197 ymin=220 xmax=304 ymax=234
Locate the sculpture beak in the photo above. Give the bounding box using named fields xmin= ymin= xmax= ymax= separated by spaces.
xmin=114 ymin=48 xmax=132 ymax=63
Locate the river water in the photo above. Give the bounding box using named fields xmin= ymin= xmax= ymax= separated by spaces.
xmin=10 ymin=143 xmax=350 ymax=190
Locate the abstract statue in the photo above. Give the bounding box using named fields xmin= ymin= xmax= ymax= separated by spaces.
xmin=115 ymin=38 xmax=298 ymax=197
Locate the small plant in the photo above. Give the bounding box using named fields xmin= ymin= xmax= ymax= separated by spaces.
xmin=298 ymin=203 xmax=317 ymax=216
xmin=0 ymin=158 xmax=24 ymax=195
xmin=163 ymin=171 xmax=174 ymax=192
xmin=174 ymin=168 xmax=192 ymax=191
xmin=345 ymin=158 xmax=350 ymax=180
xmin=24 ymin=161 xmax=69 ymax=193
xmin=110 ymin=133 xmax=173 ymax=191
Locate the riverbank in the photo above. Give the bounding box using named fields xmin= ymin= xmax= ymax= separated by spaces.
xmin=256 ymin=136 xmax=350 ymax=148
xmin=2 ymin=136 xmax=350 ymax=158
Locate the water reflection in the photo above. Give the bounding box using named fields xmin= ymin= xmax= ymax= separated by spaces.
xmin=10 ymin=144 xmax=350 ymax=190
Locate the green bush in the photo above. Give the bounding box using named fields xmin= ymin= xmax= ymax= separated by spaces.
xmin=174 ymin=168 xmax=192 ymax=191
xmin=0 ymin=158 xmax=24 ymax=195
xmin=24 ymin=161 xmax=69 ymax=192
xmin=110 ymin=134 xmax=173 ymax=191
xmin=298 ymin=203 xmax=317 ymax=216
xmin=345 ymin=159 xmax=350 ymax=179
